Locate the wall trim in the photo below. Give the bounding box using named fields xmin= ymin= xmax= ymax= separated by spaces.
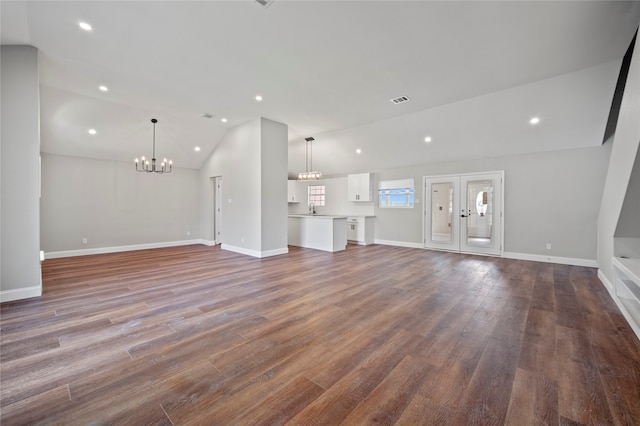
xmin=374 ymin=239 xmax=424 ymax=249
xmin=221 ymin=244 xmax=288 ymax=258
xmin=199 ymin=240 xmax=217 ymax=247
xmin=597 ymin=268 xmax=615 ymax=295
xmin=503 ymin=251 xmax=598 ymax=268
xmin=374 ymin=240 xmax=598 ymax=267
xmin=0 ymin=285 xmax=42 ymax=303
xmin=45 ymin=239 xmax=205 ymax=259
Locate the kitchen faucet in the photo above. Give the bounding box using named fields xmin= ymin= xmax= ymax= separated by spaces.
xmin=309 ymin=203 xmax=316 ymax=215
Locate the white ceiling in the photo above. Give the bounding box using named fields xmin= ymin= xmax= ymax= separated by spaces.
xmin=2 ymin=1 xmax=639 ymax=174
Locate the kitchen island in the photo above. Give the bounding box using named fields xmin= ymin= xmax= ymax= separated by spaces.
xmin=288 ymin=215 xmax=348 ymax=252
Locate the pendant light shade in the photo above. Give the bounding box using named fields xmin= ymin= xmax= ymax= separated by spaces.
xmin=298 ymin=137 xmax=322 ymax=180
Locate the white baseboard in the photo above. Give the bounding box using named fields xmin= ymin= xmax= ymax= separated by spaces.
xmin=221 ymin=244 xmax=288 ymax=258
xmin=374 ymin=239 xmax=423 ymax=249
xmin=199 ymin=239 xmax=217 ymax=246
xmin=597 ymin=269 xmax=615 ymax=296
xmin=372 ymin=240 xmax=598 ymax=267
xmin=45 ymin=239 xmax=206 ymax=259
xmin=0 ymin=285 xmax=42 ymax=303
xmin=503 ymin=252 xmax=598 ymax=268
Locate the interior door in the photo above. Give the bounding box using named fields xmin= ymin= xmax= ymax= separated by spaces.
xmin=424 ymin=176 xmax=460 ymax=252
xmin=424 ymin=172 xmax=503 ymax=256
xmin=214 ymin=176 xmax=222 ymax=245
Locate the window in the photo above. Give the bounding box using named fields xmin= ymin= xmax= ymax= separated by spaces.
xmin=308 ymin=185 xmax=325 ymax=206
xmin=378 ymin=179 xmax=414 ymax=208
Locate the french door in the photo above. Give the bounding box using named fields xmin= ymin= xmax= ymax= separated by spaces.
xmin=424 ymin=172 xmax=503 ymax=256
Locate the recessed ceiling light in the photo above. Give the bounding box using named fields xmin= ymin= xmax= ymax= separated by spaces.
xmin=88 ymin=129 xmax=97 ymax=135
xmin=356 ymin=149 xmax=362 ymax=154
xmin=98 ymin=85 xmax=108 ymax=92
xmin=255 ymin=95 xmax=263 ymax=102
xmin=529 ymin=117 xmax=540 ymax=125
xmin=78 ymin=22 xmax=92 ymax=31
xmin=194 ymin=146 xmax=201 ymax=152
xmin=424 ymin=136 xmax=432 ymax=143
xmin=221 ymin=118 xmax=228 ymax=123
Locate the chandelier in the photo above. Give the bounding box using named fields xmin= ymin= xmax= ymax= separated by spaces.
xmin=297 ymin=137 xmax=322 ymax=180
xmin=134 ymin=118 xmax=172 ymax=174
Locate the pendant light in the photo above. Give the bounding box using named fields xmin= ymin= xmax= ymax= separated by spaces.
xmin=297 ymin=137 xmax=322 ymax=180
xmin=134 ymin=118 xmax=173 ymax=174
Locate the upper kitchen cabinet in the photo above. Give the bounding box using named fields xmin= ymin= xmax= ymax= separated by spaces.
xmin=348 ymin=173 xmax=373 ymax=202
xmin=288 ymin=180 xmax=305 ymax=203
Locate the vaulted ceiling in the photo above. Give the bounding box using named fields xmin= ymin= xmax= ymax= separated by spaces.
xmin=2 ymin=1 xmax=639 ymax=175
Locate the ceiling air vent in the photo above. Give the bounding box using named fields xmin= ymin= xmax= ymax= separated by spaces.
xmin=255 ymin=0 xmax=276 ymax=8
xmin=390 ymin=95 xmax=410 ymax=105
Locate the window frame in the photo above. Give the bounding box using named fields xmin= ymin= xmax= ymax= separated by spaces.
xmin=378 ymin=179 xmax=415 ymax=208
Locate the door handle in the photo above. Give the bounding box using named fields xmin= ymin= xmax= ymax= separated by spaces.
xmin=461 ymin=214 xmax=468 ymax=218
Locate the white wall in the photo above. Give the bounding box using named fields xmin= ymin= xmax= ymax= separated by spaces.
xmin=615 ymin=147 xmax=640 ymax=240
xmin=199 ymin=117 xmax=288 ymax=257
xmin=374 ymin=145 xmax=611 ymax=262
xmin=1 ymin=46 xmax=42 ymax=301
xmin=260 ymin=118 xmax=288 ymax=253
xmin=41 ymin=154 xmax=200 ymax=253
xmin=598 ymin=28 xmax=640 ymax=286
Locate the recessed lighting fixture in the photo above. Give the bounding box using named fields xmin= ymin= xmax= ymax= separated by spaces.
xmin=88 ymin=129 xmax=97 ymax=135
xmin=194 ymin=146 xmax=201 ymax=152
xmin=424 ymin=136 xmax=432 ymax=143
xmin=98 ymin=85 xmax=108 ymax=92
xmin=78 ymin=22 xmax=92 ymax=31
xmin=356 ymin=149 xmax=362 ymax=154
xmin=221 ymin=118 xmax=228 ymax=123
xmin=255 ymin=95 xmax=263 ymax=102
xmin=529 ymin=117 xmax=540 ymax=125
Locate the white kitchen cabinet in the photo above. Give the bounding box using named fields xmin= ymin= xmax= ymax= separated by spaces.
xmin=288 ymin=215 xmax=347 ymax=252
xmin=348 ymin=173 xmax=373 ymax=202
xmin=347 ymin=216 xmax=375 ymax=245
xmin=288 ymin=180 xmax=305 ymax=203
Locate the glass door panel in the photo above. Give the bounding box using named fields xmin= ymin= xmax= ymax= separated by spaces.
xmin=465 ymin=180 xmax=493 ymax=247
xmin=424 ymin=177 xmax=459 ymax=251
xmin=431 ymin=182 xmax=453 ymax=243
xmin=460 ymin=174 xmax=502 ymax=255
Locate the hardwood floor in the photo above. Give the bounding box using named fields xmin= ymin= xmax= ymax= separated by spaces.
xmin=1 ymin=244 xmax=639 ymax=425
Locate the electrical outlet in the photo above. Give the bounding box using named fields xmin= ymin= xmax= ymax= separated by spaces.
xmin=546 ymin=243 xmax=552 ymax=250
xmin=82 ymin=238 xmax=88 ymax=245
xmin=241 ymin=236 xmax=245 ymax=243
xmin=186 ymin=231 xmax=190 ymax=236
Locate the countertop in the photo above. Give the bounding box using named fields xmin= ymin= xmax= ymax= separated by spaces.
xmin=288 ymin=214 xmax=348 ymax=219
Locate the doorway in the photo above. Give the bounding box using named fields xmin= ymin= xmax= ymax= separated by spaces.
xmin=213 ymin=176 xmax=223 ymax=245
xmin=424 ymin=172 xmax=503 ymax=256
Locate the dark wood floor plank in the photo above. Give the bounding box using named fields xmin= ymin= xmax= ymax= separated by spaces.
xmin=554 ymin=266 xmax=587 ymax=331
xmin=340 ymin=355 xmax=434 ymax=425
xmin=182 ymin=343 xmax=334 ymax=425
xmin=518 ymin=307 xmax=557 ymax=380
xmin=505 ymin=367 xmax=558 ymax=425
xmin=1 ymin=244 xmax=638 ymax=424
xmin=556 ymin=325 xmax=615 ymax=425
xmin=288 ymin=328 xmax=421 ymax=425
xmin=0 ymin=385 xmax=70 ymax=426
xmin=452 ymin=336 xmax=522 ymax=425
